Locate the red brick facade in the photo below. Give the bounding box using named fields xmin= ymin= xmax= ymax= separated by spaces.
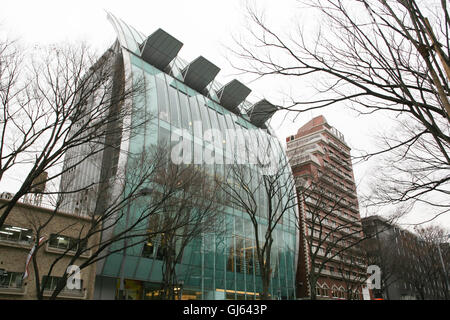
xmin=287 ymin=116 xmax=368 ymax=300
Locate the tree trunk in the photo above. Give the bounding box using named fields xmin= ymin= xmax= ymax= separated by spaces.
xmin=309 ymin=275 xmax=318 ymax=300
xmin=257 ymin=251 xmax=271 ymax=300
xmin=32 ymin=253 xmax=43 ymax=300
xmin=162 ymin=246 xmax=178 ymax=300
xmin=261 ymin=277 xmax=271 ymax=300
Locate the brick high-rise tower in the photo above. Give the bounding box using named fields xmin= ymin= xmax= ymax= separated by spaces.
xmin=286 ymin=115 xmax=367 ymax=300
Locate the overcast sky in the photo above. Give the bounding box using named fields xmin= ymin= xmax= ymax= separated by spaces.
xmin=1 ymin=0 xmax=448 ymax=230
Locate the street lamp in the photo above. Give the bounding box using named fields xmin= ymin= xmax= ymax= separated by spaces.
xmin=118 ymin=187 xmax=153 ymax=299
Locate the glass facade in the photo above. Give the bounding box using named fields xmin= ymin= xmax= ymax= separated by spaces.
xmin=98 ymin=13 xmax=297 ymax=300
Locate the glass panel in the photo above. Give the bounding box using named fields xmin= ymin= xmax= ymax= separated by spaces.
xmin=193 ymin=141 xmax=203 ymax=165
xmin=0 ymin=225 xmax=32 ymax=243
xmin=188 ymin=96 xmax=203 ymax=141
xmin=188 ymin=96 xmax=201 ymax=123
xmin=217 ymin=112 xmax=227 ymax=133
xmin=235 ymin=216 xmax=244 ymax=236
xmin=144 ymin=73 xmax=158 ymax=116
xmin=244 ymin=238 xmax=255 ymax=275
xmin=49 ymin=234 xmax=59 ymax=248
xmin=224 ymin=113 xmax=236 ymax=130
xmin=158 ymin=125 xmax=170 ymax=148
xmin=178 ymin=90 xmax=192 ymax=131
xmin=109 ymin=15 xmax=139 ymax=54
xmin=207 ymin=108 xmax=222 ymax=149
xmin=155 ymin=76 xmax=170 ymax=123
xmin=0 ymin=271 xmax=24 ymax=288
xmin=142 ymin=237 xmax=156 ymax=258
xmin=197 ymin=96 xmax=211 ymax=132
xmin=128 ymin=24 xmax=146 ymax=45
xmin=48 ymin=234 xmax=78 ymax=250
xmin=207 ymin=107 xmax=219 ymax=130
xmin=235 ymin=236 xmax=244 ymax=273
xmin=121 ymin=20 xmax=140 ymax=54
xmin=171 ymin=129 xmax=182 ymax=163
xmin=168 ymin=85 xmax=181 ymax=128
xmin=19 ymin=230 xmax=32 ymax=242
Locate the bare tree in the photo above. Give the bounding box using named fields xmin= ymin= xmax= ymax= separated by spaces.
xmin=3 ymin=145 xmax=211 ymax=300
xmin=145 ymin=163 xmax=224 ymax=300
xmin=230 ymin=0 xmax=449 ymax=220
xmin=0 ymin=35 xmax=25 ymax=182
xmin=295 ymin=169 xmax=370 ymax=300
xmin=364 ymin=115 xmax=449 ymax=222
xmin=0 ymin=37 xmax=146 ymax=229
xmin=396 ymin=225 xmax=450 ymax=300
xmin=220 ymin=147 xmax=297 ymax=300
xmin=335 ymin=242 xmax=370 ymax=300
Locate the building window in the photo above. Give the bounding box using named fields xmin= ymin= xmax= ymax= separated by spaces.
xmin=142 ymin=236 xmax=156 ymax=258
xmin=0 ymin=225 xmax=33 ymax=244
xmin=141 ymin=215 xmax=174 ymax=261
xmin=42 ymin=275 xmax=83 ymax=293
xmin=142 ymin=233 xmax=167 ymax=261
xmin=0 ymin=271 xmax=24 ymax=289
xmin=322 ymin=286 xmax=329 ymax=297
xmin=48 ymin=234 xmax=86 ymax=252
xmin=331 ymin=287 xmax=339 ymax=298
xmin=316 ymin=286 xmax=322 ymax=296
xmin=227 ymin=235 xmax=259 ymax=275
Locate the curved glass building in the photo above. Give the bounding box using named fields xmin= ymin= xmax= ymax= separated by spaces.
xmin=67 ymin=13 xmax=298 ymax=300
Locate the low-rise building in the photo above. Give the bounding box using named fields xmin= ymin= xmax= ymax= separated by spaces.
xmin=0 ymin=197 xmax=98 ymax=299
xmin=362 ymin=215 xmax=449 ymax=300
